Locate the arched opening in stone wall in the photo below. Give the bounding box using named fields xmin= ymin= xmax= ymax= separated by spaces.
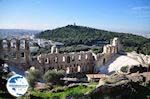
xmin=20 ymin=39 xmax=25 ymax=49
xmin=45 ymin=58 xmax=49 ymax=64
xmin=54 ymin=57 xmax=58 ymax=63
xmin=71 ymin=67 xmax=73 ymax=73
xmin=103 ymin=58 xmax=106 ymax=65
xmin=71 ymin=56 xmax=75 ymax=61
xmin=62 ymin=56 xmax=65 ymax=62
xmin=77 ymin=65 xmax=81 ymax=72
xmin=78 ymin=55 xmax=81 ymax=61
xmin=67 ymin=56 xmax=70 ymax=63
xmin=2 ymin=39 xmax=8 ymax=49
xmin=21 ymin=52 xmax=25 ymax=57
xmin=10 ymin=39 xmax=17 ymax=49
xmin=85 ymin=54 xmax=88 ymax=59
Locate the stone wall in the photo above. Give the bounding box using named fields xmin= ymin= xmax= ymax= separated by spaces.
xmin=0 ymin=38 xmax=31 ymax=69
xmin=0 ymin=37 xmax=121 ymax=74
xmin=37 ymin=51 xmax=95 ymax=74
xmin=95 ymin=38 xmax=121 ymax=72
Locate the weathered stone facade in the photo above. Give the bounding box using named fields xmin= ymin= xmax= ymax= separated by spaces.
xmin=0 ymin=37 xmax=121 ymax=74
xmin=37 ymin=51 xmax=95 ymax=74
xmin=0 ymin=38 xmax=31 ymax=69
xmin=94 ymin=37 xmax=122 ymax=72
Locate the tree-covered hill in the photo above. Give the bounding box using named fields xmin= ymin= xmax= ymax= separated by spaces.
xmin=36 ymin=25 xmax=150 ymax=55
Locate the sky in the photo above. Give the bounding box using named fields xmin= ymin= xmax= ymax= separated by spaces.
xmin=0 ymin=0 xmax=150 ymax=34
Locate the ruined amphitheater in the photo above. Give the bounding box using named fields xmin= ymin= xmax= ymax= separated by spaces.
xmin=0 ymin=37 xmax=150 ymax=74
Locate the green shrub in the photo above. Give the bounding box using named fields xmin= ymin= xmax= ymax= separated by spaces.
xmin=120 ymin=66 xmax=129 ymax=73
xmin=26 ymin=69 xmax=41 ymax=88
xmin=43 ymin=69 xmax=65 ymax=84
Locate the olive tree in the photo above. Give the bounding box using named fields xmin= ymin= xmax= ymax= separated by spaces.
xmin=26 ymin=69 xmax=41 ymax=88
xmin=43 ymin=69 xmax=65 ymax=84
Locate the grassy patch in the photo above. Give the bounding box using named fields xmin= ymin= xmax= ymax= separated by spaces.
xmin=30 ymin=85 xmax=96 ymax=99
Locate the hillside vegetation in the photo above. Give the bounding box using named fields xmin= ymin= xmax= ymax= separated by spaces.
xmin=36 ymin=25 xmax=150 ymax=55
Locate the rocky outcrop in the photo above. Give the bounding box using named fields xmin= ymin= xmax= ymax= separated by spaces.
xmin=91 ymin=81 xmax=150 ymax=99
xmin=99 ymin=52 xmax=150 ymax=74
xmin=129 ymin=65 xmax=149 ymax=73
xmin=127 ymin=52 xmax=150 ymax=66
xmin=93 ymin=72 xmax=150 ymax=99
xmin=128 ymin=72 xmax=150 ymax=82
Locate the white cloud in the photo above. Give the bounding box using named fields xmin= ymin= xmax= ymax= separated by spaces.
xmin=131 ymin=6 xmax=150 ymax=18
xmin=132 ymin=6 xmax=150 ymax=10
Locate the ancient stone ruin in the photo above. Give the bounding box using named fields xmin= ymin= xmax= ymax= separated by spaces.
xmin=0 ymin=37 xmax=121 ymax=74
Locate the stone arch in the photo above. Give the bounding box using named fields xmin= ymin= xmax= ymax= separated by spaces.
xmin=10 ymin=38 xmax=17 ymax=49
xmin=67 ymin=56 xmax=70 ymax=63
xmin=21 ymin=52 xmax=25 ymax=57
xmin=62 ymin=56 xmax=65 ymax=62
xmin=77 ymin=65 xmax=81 ymax=72
xmin=54 ymin=57 xmax=58 ymax=63
xmin=66 ymin=67 xmax=70 ymax=74
xmin=103 ymin=58 xmax=106 ymax=65
xmin=85 ymin=54 xmax=88 ymax=59
xmin=78 ymin=54 xmax=81 ymax=60
xmin=2 ymin=39 xmax=10 ymax=49
xmin=45 ymin=58 xmax=49 ymax=64
xmin=20 ymin=39 xmax=26 ymax=49
xmin=20 ymin=39 xmax=30 ymax=64
xmin=71 ymin=55 xmax=75 ymax=61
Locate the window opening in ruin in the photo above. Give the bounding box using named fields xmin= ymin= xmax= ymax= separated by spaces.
xmin=11 ymin=41 xmax=17 ymax=49
xmin=55 ymin=57 xmax=58 ymax=63
xmin=21 ymin=52 xmax=24 ymax=57
xmin=67 ymin=56 xmax=70 ymax=63
xmin=103 ymin=58 xmax=106 ymax=65
xmin=45 ymin=58 xmax=49 ymax=63
xmin=72 ymin=56 xmax=75 ymax=61
xmin=62 ymin=56 xmax=65 ymax=62
xmin=20 ymin=40 xmax=25 ymax=49
xmin=85 ymin=54 xmax=88 ymax=59
xmin=78 ymin=55 xmax=81 ymax=61
xmin=2 ymin=40 xmax=8 ymax=48
xmin=72 ymin=68 xmax=73 ymax=73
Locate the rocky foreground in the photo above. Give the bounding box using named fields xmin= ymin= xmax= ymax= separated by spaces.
xmin=99 ymin=52 xmax=150 ymax=74
xmin=90 ymin=72 xmax=150 ymax=99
